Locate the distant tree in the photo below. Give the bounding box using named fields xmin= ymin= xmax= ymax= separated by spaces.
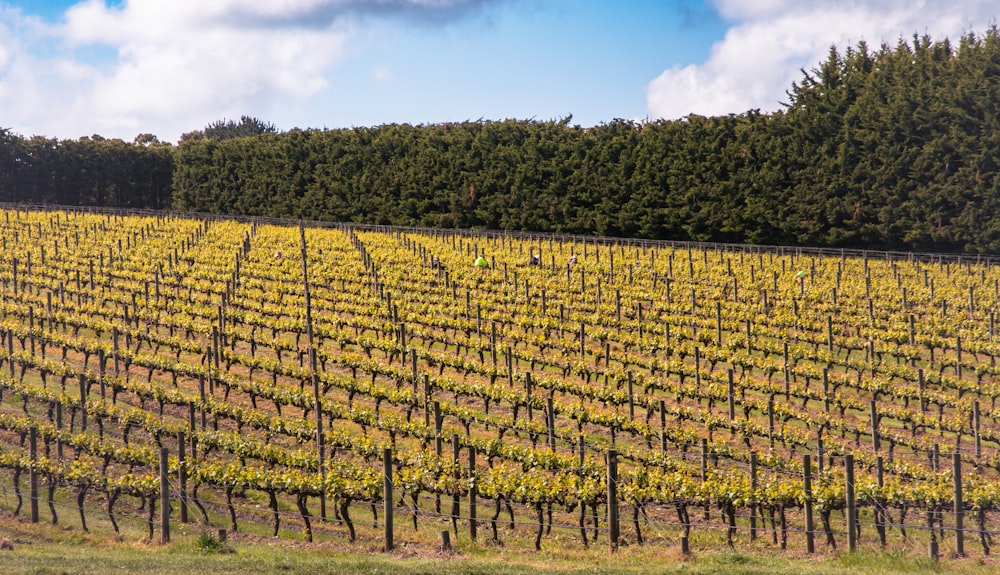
xmin=181 ymin=116 xmax=278 ymax=141
xmin=133 ymin=133 xmax=163 ymax=146
xmin=0 ymin=128 xmax=24 ymax=202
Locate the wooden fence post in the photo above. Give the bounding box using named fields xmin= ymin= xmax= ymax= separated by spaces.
xmin=954 ymin=453 xmax=964 ymax=557
xmin=715 ymin=301 xmax=723 ymax=345
xmin=701 ymin=438 xmax=709 ymax=519
xmin=160 ymin=447 xmax=170 ymax=544
xmin=626 ymin=372 xmax=634 ymax=420
xmin=845 ymin=453 xmax=856 ymax=553
xmin=803 ymin=454 xmax=814 ymax=554
xmin=384 ymin=448 xmax=394 ymax=551
xmin=875 ymin=456 xmax=886 ymax=548
xmin=310 ymin=348 xmax=326 ymax=521
xmin=452 ymin=434 xmax=460 ymax=536
xmin=607 ymin=449 xmax=619 ymax=553
xmin=469 ymin=446 xmax=477 ymax=542
xmin=29 ymin=426 xmax=39 ymax=523
xmin=870 ymin=400 xmax=880 ymax=453
xmin=198 ymin=373 xmax=207 ymax=430
xmin=434 ymin=401 xmax=442 ymax=514
xmin=749 ymin=451 xmax=758 ymax=541
xmin=8 ymin=329 xmax=15 ymax=377
xmin=974 ymin=401 xmax=982 ymax=460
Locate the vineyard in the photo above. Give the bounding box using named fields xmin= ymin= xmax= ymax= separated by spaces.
xmin=3 ymin=204 xmax=1000 ymax=562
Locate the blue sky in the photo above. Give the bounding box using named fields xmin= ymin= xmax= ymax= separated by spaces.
xmin=1 ymin=1 xmax=999 ymax=142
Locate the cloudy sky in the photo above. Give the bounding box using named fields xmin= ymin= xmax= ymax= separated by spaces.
xmin=1 ymin=0 xmax=998 ymax=142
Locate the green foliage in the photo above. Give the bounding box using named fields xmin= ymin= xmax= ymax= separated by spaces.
xmin=9 ymin=27 xmax=1000 ymax=252
xmin=181 ymin=116 xmax=279 ymax=142
xmin=168 ymin=26 xmax=1000 ymax=252
xmin=194 ymin=531 xmax=233 ymax=554
xmin=0 ymin=131 xmax=173 ymax=209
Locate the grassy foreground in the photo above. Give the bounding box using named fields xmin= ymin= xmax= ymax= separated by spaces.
xmin=0 ymin=515 xmax=989 ymax=575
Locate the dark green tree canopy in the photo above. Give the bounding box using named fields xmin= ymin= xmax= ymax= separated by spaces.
xmin=181 ymin=116 xmax=278 ymax=142
xmin=7 ymin=27 xmax=1000 ymax=252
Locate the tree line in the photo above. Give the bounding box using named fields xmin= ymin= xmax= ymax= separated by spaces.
xmin=0 ymin=132 xmax=173 ymax=209
xmin=4 ymin=30 xmax=1000 ymax=252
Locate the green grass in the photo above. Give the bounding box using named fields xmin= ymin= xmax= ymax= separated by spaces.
xmin=0 ymin=516 xmax=993 ymax=575
xmin=0 ymin=468 xmax=986 ymax=575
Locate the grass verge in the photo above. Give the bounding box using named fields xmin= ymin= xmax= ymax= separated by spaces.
xmin=0 ymin=513 xmax=992 ymax=575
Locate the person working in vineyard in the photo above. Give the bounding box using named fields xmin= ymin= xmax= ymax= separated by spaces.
xmin=474 ymin=255 xmax=489 ymax=268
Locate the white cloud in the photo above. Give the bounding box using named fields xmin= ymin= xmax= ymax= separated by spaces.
xmin=65 ymin=0 xmax=354 ymax=140
xmin=647 ymin=0 xmax=1000 ymax=119
xmin=0 ymin=0 xmax=493 ymax=141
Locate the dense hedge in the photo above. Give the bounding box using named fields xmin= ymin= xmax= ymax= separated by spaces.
xmin=6 ymin=30 xmax=1000 ymax=252
xmin=0 ymin=132 xmax=173 ymax=209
